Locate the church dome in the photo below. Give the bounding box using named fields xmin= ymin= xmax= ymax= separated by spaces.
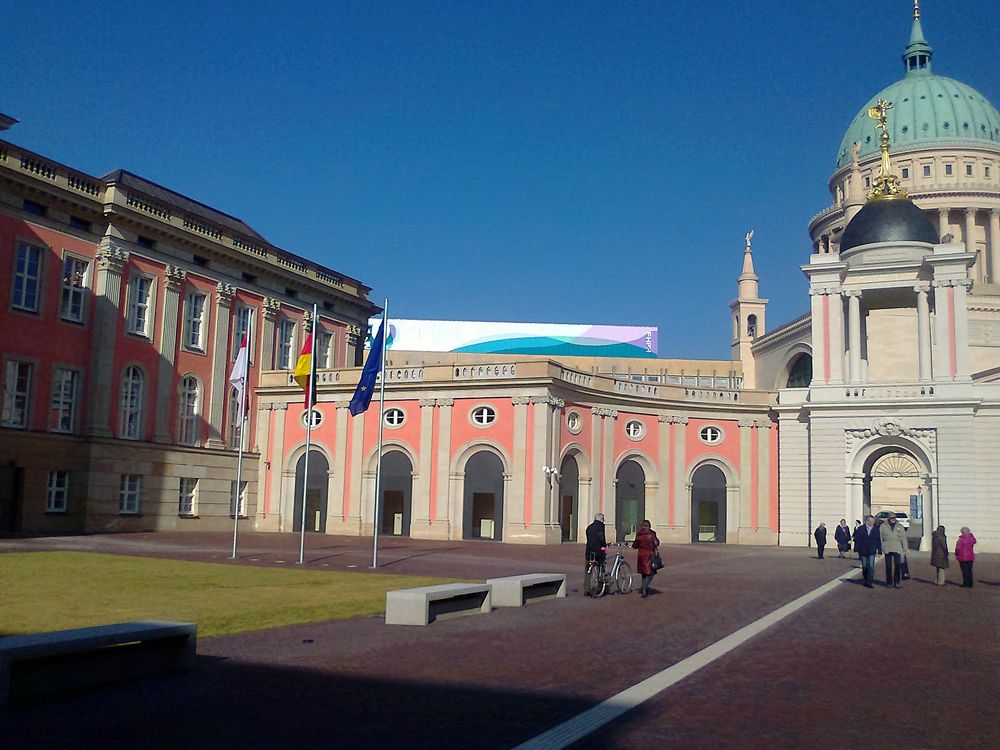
xmin=835 ymin=10 xmax=1000 ymax=169
xmin=839 ymin=198 xmax=938 ymax=252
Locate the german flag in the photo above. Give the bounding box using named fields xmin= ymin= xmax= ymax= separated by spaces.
xmin=293 ymin=333 xmax=316 ymax=407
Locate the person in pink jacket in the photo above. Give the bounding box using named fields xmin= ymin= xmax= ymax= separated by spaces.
xmin=955 ymin=527 xmax=977 ymax=588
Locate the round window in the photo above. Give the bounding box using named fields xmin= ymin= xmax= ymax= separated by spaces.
xmin=566 ymin=411 xmax=582 ymax=434
xmin=301 ymin=408 xmax=323 ymax=428
xmin=625 ymin=420 xmax=645 ymax=440
xmin=700 ymin=425 xmax=723 ymax=445
xmin=471 ymin=405 xmax=496 ymax=427
xmin=383 ymin=408 xmax=405 ymax=428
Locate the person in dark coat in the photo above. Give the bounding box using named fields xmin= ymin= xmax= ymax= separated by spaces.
xmin=814 ymin=522 xmax=827 ymax=559
xmin=834 ymin=519 xmax=852 ymax=558
xmin=583 ymin=513 xmax=607 ymax=596
xmin=852 ymin=515 xmax=882 ymax=588
xmin=631 ymin=519 xmax=660 ymax=598
xmin=930 ymin=525 xmax=949 ymax=586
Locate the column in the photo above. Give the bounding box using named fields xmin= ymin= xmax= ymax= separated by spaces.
xmin=270 ymin=403 xmax=288 ymax=528
xmin=509 ymin=396 xmax=530 ymax=529
xmin=85 ymin=241 xmax=129 ymax=437
xmin=259 ymin=297 xmax=280 ymax=372
xmin=915 ymin=284 xmax=932 ymax=381
xmin=953 ymin=280 xmax=971 ymax=379
xmin=331 ymin=403 xmax=349 ymax=522
xmin=206 ymin=283 xmax=235 ymax=448
xmin=530 ymin=396 xmax=554 ymax=530
xmin=847 ymin=474 xmax=864 ymax=525
xmin=756 ymin=420 xmax=770 ymax=532
xmin=548 ymin=398 xmax=565 ymax=533
xmin=672 ymin=417 xmax=688 ymax=532
xmin=937 ymin=208 xmax=949 ymax=240
xmin=153 ymin=265 xmax=186 ymax=443
xmin=919 ymin=476 xmax=932 ymax=552
xmin=589 ymin=409 xmax=602 ymax=519
xmin=809 ymin=289 xmax=828 ymax=384
xmin=413 ymin=399 xmax=436 ymax=529
xmin=597 ymin=408 xmax=617 ymax=537
xmin=738 ymin=419 xmax=753 ymax=539
xmin=434 ymin=399 xmax=453 ymax=536
xmin=828 ymin=289 xmax=845 ymax=384
xmin=931 ymin=281 xmax=952 ymax=382
xmin=346 ymin=324 xmax=362 ymax=367
xmin=847 ymin=290 xmax=862 ymax=383
xmin=254 ymin=403 xmax=272 ymax=522
xmin=656 ymin=416 xmax=671 ymax=530
xmin=989 ymin=208 xmax=1000 ymax=285
xmin=964 ymin=208 xmax=980 ymax=282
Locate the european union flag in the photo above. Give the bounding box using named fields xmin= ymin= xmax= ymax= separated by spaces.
xmin=349 ymin=319 xmax=386 ymax=416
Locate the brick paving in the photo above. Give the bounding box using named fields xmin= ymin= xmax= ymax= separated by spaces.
xmin=1 ymin=533 xmax=997 ymax=749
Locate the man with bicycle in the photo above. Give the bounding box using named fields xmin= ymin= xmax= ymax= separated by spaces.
xmin=584 ymin=513 xmax=607 ymax=597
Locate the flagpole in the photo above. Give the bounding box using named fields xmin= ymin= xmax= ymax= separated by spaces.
xmin=371 ymin=299 xmax=388 ymax=569
xmin=232 ymin=318 xmax=250 ymax=559
xmin=298 ymin=304 xmax=318 ymax=565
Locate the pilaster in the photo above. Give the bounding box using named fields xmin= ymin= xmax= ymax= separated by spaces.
xmin=206 ymin=283 xmax=235 ymax=448
xmin=410 ymin=399 xmax=436 ymax=535
xmin=434 ymin=399 xmax=453 ymax=537
xmin=260 ymin=297 xmax=280 ymax=371
xmin=915 ymin=283 xmax=932 ymax=382
xmin=989 ymin=208 xmax=1000 ymax=285
xmin=84 ymin=241 xmax=129 ymax=437
xmin=508 ymin=396 xmax=530 ymax=530
xmin=153 ymin=265 xmax=186 ymax=443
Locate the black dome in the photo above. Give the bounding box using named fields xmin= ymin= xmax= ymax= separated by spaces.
xmin=840 ymin=199 xmax=938 ymax=252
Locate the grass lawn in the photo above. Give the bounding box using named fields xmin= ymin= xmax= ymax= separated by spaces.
xmin=0 ymin=551 xmax=456 ymax=638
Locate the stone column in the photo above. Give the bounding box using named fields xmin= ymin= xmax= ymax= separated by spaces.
xmin=828 ymin=289 xmax=845 ymax=384
xmin=931 ymin=281 xmax=952 ymax=382
xmin=206 ymin=283 xmax=235 ymax=448
xmin=589 ymin=409 xmax=602 ymax=520
xmin=964 ymin=208 xmax=980 ymax=282
xmin=260 ymin=297 xmax=280 ymax=372
xmin=919 ymin=475 xmax=933 ymax=552
xmin=656 ymin=416 xmax=671 ymax=531
xmin=434 ymin=399 xmax=453 ymax=536
xmin=738 ymin=418 xmax=753 ymax=539
xmin=597 ymin=408 xmax=618 ymax=539
xmin=153 ymin=265 xmax=186 ymax=443
xmin=953 ymin=280 xmax=971 ymax=379
xmin=270 ymin=403 xmax=288 ymax=528
xmin=989 ymin=208 xmax=1000 ymax=285
xmin=672 ymin=417 xmax=688 ymax=534
xmin=915 ymin=283 xmax=932 ymax=381
xmin=848 ymin=474 xmax=865 ymax=525
xmin=529 ymin=396 xmax=554 ymax=531
xmin=330 ymin=403 xmax=350 ymax=524
xmin=413 ymin=399 xmax=436 ymax=530
xmin=508 ymin=396 xmax=530 ymax=530
xmin=756 ymin=419 xmax=771 ymax=532
xmin=847 ymin=290 xmax=862 ymax=383
xmin=937 ymin=208 xmax=949 ymax=240
xmin=85 ymin=240 xmax=129 ymax=437
xmin=809 ymin=289 xmax=828 ymax=384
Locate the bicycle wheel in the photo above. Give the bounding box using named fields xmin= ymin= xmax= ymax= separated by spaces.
xmin=591 ymin=566 xmax=608 ymax=598
xmin=615 ymin=561 xmax=633 ymax=594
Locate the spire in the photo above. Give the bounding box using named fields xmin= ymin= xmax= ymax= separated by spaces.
xmin=738 ymin=229 xmax=759 ymax=298
xmin=902 ymin=0 xmax=933 ymax=75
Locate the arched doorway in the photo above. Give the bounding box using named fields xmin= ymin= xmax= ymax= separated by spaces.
xmin=380 ymin=450 xmax=413 ymax=536
xmin=463 ymin=451 xmax=504 ymax=541
xmin=786 ymin=353 xmax=813 ymax=388
xmin=615 ymin=460 xmax=645 ymax=542
xmin=558 ymin=454 xmax=580 ymax=542
xmin=692 ymin=464 xmax=727 ymax=543
xmin=864 ymin=448 xmax=922 ymax=549
xmin=294 ymin=450 xmax=329 ymax=533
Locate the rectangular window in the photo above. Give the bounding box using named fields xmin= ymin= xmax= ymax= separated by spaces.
xmin=277 ymin=319 xmax=295 ymax=369
xmin=986 ymin=166 xmax=992 ymax=179
xmin=230 ymin=480 xmax=248 ymax=517
xmin=317 ymin=331 xmax=332 ymax=369
xmin=47 ymin=471 xmax=70 ymax=513
xmin=69 ymin=215 xmax=91 ymax=232
xmin=126 ymin=275 xmax=153 ymax=336
xmin=923 ymin=165 xmax=932 ymax=177
xmin=136 ymin=235 xmax=155 ymax=250
xmin=2 ymin=360 xmax=33 ymax=428
xmin=966 ymin=164 xmax=974 ymax=177
xmin=50 ymin=367 xmax=80 ymax=433
xmin=901 ymin=167 xmax=909 ymax=179
xmin=179 ymin=478 xmax=198 ymax=516
xmin=12 ymin=241 xmax=43 ymax=313
xmin=60 ymin=255 xmax=90 ymax=323
xmin=22 ymin=199 xmax=46 ymax=216
xmin=183 ymin=291 xmax=207 ymax=350
xmin=119 ymin=474 xmax=142 ymax=514
xmin=945 ymin=164 xmax=953 ymax=176
xmin=233 ymin=305 xmax=254 ymax=361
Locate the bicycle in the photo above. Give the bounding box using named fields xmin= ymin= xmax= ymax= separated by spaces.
xmin=586 ymin=542 xmax=633 ymax=597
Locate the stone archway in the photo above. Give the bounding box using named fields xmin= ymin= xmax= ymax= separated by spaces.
xmin=691 ymin=464 xmax=727 ymax=543
xmin=558 ymin=454 xmax=580 ymax=542
xmin=615 ymin=460 xmax=645 ymax=542
xmin=463 ymin=450 xmax=505 ymax=541
xmin=380 ymin=450 xmax=413 ymax=537
xmin=294 ymin=450 xmax=329 ymax=533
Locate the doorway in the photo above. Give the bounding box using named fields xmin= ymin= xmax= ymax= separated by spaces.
xmin=558 ymin=454 xmax=580 ymax=542
xmin=692 ymin=464 xmax=727 ymax=543
xmin=463 ymin=451 xmax=504 ymax=541
xmin=380 ymin=450 xmax=413 ymax=536
xmin=294 ymin=450 xmax=329 ymax=533
xmin=615 ymin=460 xmax=645 ymax=542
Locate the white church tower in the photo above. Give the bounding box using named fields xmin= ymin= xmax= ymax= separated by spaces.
xmin=730 ymin=230 xmax=768 ymax=388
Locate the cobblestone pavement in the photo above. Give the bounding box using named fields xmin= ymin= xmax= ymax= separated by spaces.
xmin=2 ymin=533 xmax=998 ymax=749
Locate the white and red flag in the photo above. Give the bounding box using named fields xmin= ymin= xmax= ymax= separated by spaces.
xmin=229 ymin=335 xmax=249 ymax=408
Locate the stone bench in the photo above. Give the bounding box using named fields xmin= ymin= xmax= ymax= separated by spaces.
xmin=0 ymin=620 xmax=197 ymax=705
xmin=485 ymin=573 xmax=567 ymax=607
xmin=385 ymin=583 xmax=492 ymax=626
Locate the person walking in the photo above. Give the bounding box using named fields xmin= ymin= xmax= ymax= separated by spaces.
xmin=631 ymin=519 xmax=660 ymax=598
xmin=852 ymin=519 xmax=863 ymax=558
xmin=834 ymin=519 xmax=852 ymax=558
xmin=852 ymin=515 xmax=882 ymax=588
xmin=930 ymin=525 xmax=949 ymax=586
xmin=955 ymin=527 xmax=977 ymax=588
xmin=583 ymin=513 xmax=607 ymax=596
xmin=814 ymin=522 xmax=827 ymax=559
xmin=880 ymin=512 xmax=908 ymax=588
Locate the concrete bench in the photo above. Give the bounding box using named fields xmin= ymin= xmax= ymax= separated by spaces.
xmin=385 ymin=583 xmax=492 ymax=626
xmin=0 ymin=620 xmax=197 ymax=705
xmin=485 ymin=573 xmax=567 ymax=607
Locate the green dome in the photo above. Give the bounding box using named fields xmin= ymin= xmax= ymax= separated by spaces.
xmin=835 ymin=12 xmax=1000 ymax=169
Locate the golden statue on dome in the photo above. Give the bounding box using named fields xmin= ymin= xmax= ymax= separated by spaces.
xmin=866 ymin=98 xmax=908 ymax=201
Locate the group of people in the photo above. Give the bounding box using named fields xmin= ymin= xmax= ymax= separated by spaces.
xmin=584 ymin=513 xmax=660 ymax=598
xmin=814 ymin=514 xmax=977 ymax=588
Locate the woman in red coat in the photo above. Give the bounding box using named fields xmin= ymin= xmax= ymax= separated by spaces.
xmin=632 ymin=519 xmax=660 ymax=598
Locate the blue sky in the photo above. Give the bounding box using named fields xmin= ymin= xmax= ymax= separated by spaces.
xmin=4 ymin=1 xmax=999 ymax=358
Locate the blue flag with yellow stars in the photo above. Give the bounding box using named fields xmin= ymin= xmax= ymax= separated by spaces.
xmin=349 ymin=319 xmax=385 ymax=416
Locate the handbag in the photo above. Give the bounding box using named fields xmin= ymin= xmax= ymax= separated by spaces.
xmin=651 ymin=551 xmax=664 ymax=571
xmin=901 ymin=555 xmax=910 ymax=580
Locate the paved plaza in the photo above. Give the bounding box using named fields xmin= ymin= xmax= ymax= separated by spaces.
xmin=2 ymin=532 xmax=998 ymax=749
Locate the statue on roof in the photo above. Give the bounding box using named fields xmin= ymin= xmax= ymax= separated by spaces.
xmin=744 ymin=229 xmax=754 ymax=251
xmin=866 ymin=99 xmax=908 ymax=201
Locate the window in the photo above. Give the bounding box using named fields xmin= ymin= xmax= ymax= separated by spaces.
xmin=118 ymin=366 xmax=144 ymax=439
xmin=233 ymin=305 xmax=254 ymax=360
xmin=12 ymin=242 xmax=43 ymax=313
xmin=50 ymin=367 xmax=80 ymax=433
xmin=69 ymin=215 xmax=91 ymax=232
xmin=285 ymin=287 xmax=298 ymax=299
xmin=2 ymin=360 xmax=33 ymax=428
xmin=901 ymin=167 xmax=909 ymax=179
xmin=241 ymin=272 xmax=257 ymax=284
xmin=60 ymin=256 xmax=89 ymax=322
xmin=699 ymin=425 xmax=723 ymax=445
xmin=136 ymin=235 xmax=156 ymax=250
xmin=986 ymin=166 xmax=992 ymax=179
xmin=192 ymin=255 xmax=209 ymax=268
xmin=178 ymin=376 xmax=200 ymax=446
xmin=302 ymin=408 xmax=323 ymax=428
xmin=277 ymin=319 xmax=295 ymax=369
xmin=228 ymin=387 xmax=247 ymax=450
xmin=183 ymin=291 xmax=207 ymax=350
xmin=316 ymin=330 xmax=333 ymax=369
xmin=230 ymin=480 xmax=248 ymax=517
xmin=22 ymin=199 xmax=46 ymax=216
xmin=47 ymin=471 xmax=69 ymax=513
xmin=966 ymin=164 xmax=974 ymax=177
xmin=624 ymin=419 xmax=645 ymax=440
xmin=923 ymin=165 xmax=931 ymax=177
xmin=566 ymin=411 xmax=582 ymax=434
xmin=471 ymin=405 xmax=496 ymax=426
xmin=747 ymin=314 xmax=758 ymax=339
xmin=179 ymin=478 xmax=198 ymax=516
xmin=119 ymin=474 xmax=141 ymax=514
xmin=384 ymin=408 xmax=405 ymax=427
xmin=864 ymin=176 xmax=870 ymax=188
xmin=126 ymin=275 xmax=153 ymax=336
xmin=945 ymin=164 xmax=953 ymax=176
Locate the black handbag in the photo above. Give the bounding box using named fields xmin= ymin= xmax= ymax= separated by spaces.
xmin=901 ymin=556 xmax=910 ymax=580
xmin=651 ymin=552 xmax=664 ymax=571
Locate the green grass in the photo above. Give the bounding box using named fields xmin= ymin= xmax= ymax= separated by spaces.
xmin=0 ymin=551 xmax=457 ymax=638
